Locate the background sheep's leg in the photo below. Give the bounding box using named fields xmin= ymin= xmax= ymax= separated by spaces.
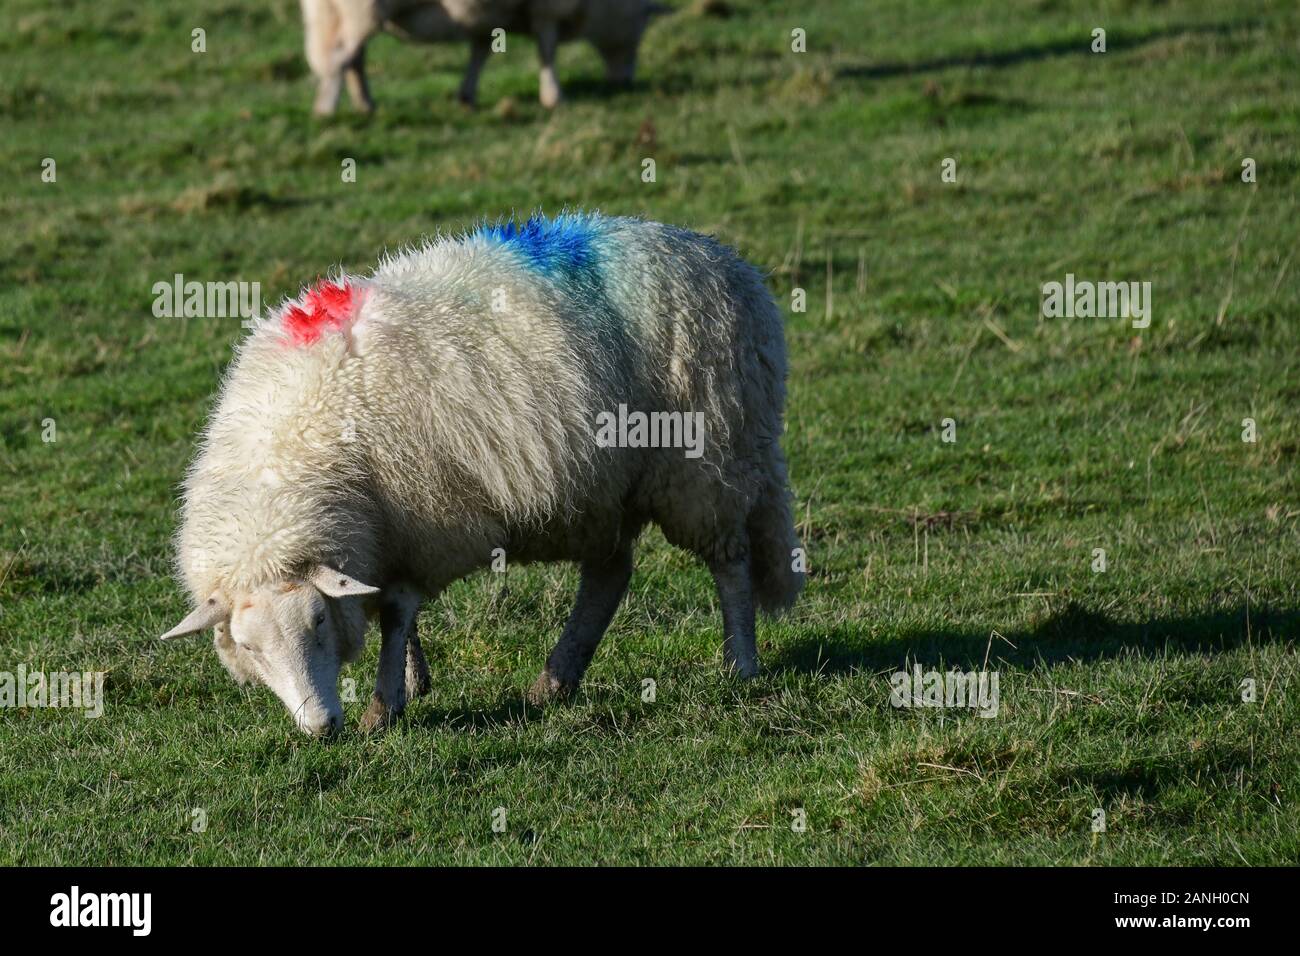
xmin=598 ymin=42 xmax=637 ymax=86
xmin=304 ymin=0 xmax=376 ymax=116
xmin=533 ymin=19 xmax=563 ymax=108
xmin=528 ymin=547 xmax=633 ymax=704
xmin=331 ymin=1 xmax=376 ymax=115
xmin=303 ymin=0 xmax=344 ymax=116
xmin=710 ymin=555 xmax=759 ymax=678
xmin=361 ymin=585 xmax=421 ymax=731
xmin=312 ymin=70 xmax=344 ymax=118
xmin=458 ymin=35 xmax=492 ymax=107
xmin=343 ymin=43 xmax=373 ymax=114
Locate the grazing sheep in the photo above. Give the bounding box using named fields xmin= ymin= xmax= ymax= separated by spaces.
xmin=301 ymin=0 xmax=666 ymax=115
xmin=160 ymin=213 xmax=803 ymax=735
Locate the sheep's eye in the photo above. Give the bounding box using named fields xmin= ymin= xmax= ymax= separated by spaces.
xmin=314 ymin=614 xmax=326 ymax=628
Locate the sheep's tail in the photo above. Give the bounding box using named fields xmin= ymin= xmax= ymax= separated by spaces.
xmin=747 ymin=449 xmax=804 ymax=616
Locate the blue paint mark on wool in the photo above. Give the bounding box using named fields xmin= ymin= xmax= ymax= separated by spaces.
xmin=475 ymin=213 xmax=598 ymax=278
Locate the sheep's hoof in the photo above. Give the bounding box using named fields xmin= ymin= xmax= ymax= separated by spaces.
xmin=527 ymin=669 xmax=575 ymax=707
xmin=724 ymin=658 xmax=760 ymax=680
xmin=359 ymin=695 xmax=401 ymax=733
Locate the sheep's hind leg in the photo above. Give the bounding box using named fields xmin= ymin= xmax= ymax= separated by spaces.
xmin=528 ymin=547 xmax=633 ymax=705
xmin=710 ymin=554 xmax=759 ymax=679
xmin=361 ymin=584 xmax=421 ymax=732
xmin=405 ymin=632 xmax=431 ymax=700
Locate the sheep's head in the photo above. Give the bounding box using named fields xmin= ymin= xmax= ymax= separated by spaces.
xmin=160 ymin=566 xmax=378 ymax=736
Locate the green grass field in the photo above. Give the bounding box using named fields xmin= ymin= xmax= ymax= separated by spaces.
xmin=1 ymin=0 xmax=1298 ymax=865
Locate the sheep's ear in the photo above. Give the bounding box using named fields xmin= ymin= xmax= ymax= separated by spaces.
xmin=310 ymin=565 xmax=380 ymax=598
xmin=161 ymin=593 xmax=230 ymax=639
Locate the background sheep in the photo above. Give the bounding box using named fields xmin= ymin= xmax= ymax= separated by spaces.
xmin=161 ymin=213 xmax=802 ymax=735
xmin=302 ymin=0 xmax=666 ymax=115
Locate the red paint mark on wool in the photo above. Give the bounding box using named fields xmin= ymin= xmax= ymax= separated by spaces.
xmin=282 ymin=280 xmax=355 ymax=346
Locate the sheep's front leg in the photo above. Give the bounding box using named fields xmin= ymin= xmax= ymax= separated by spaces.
xmin=361 ymin=585 xmax=421 ymax=732
xmin=710 ymin=554 xmax=759 ymax=679
xmin=534 ymin=19 xmax=562 ymax=108
xmin=528 ymin=548 xmax=633 ymax=704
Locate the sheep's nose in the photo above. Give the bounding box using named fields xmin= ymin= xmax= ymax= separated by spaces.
xmin=303 ymin=712 xmax=342 ymax=737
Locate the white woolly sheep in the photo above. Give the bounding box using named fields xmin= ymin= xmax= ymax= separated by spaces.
xmin=160 ymin=212 xmax=803 ymax=735
xmin=301 ymin=0 xmax=666 ymax=115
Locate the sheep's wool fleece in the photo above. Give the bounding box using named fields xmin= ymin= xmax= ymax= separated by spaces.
xmin=178 ymin=213 xmax=792 ymax=602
